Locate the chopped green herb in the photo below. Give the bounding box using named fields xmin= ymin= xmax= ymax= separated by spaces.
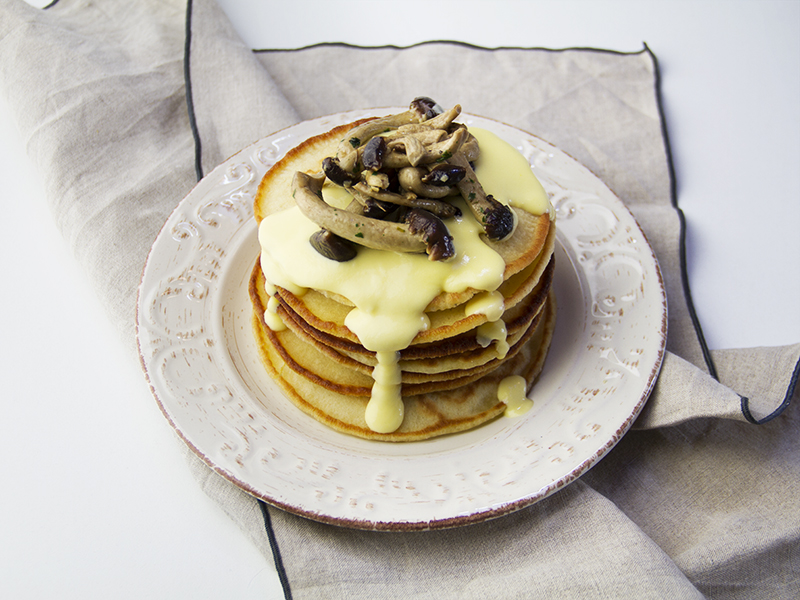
xmin=468 ymin=192 xmax=476 ymax=200
xmin=436 ymin=150 xmax=453 ymax=162
xmin=355 ymin=232 xmax=364 ymax=238
xmin=349 ymin=137 xmax=361 ymax=148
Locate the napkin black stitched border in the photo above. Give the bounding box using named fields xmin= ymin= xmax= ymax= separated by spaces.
xmin=741 ymin=357 xmax=800 ymax=424
xmin=258 ymin=500 xmax=294 ymax=600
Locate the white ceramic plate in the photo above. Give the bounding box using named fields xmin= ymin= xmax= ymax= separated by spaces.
xmin=136 ymin=110 xmax=667 ymax=531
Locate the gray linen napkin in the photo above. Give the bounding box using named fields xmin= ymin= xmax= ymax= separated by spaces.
xmin=2 ymin=0 xmax=798 ymax=598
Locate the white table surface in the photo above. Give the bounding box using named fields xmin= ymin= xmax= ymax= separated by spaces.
xmin=2 ymin=1 xmax=798 ymax=598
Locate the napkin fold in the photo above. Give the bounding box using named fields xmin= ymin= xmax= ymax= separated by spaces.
xmin=2 ymin=0 xmax=798 ymax=598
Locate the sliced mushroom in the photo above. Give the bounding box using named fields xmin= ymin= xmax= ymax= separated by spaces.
xmin=382 ymin=127 xmax=447 ymax=145
xmin=293 ymin=171 xmax=454 ymax=260
xmin=397 ymin=167 xmax=456 ymax=199
xmin=418 ymin=126 xmax=469 ymax=162
xmin=333 ymin=98 xmax=444 ymax=173
xmin=335 ymin=111 xmax=420 ymax=172
xmin=420 ymin=104 xmax=461 ymax=130
xmin=386 ymin=135 xmax=426 ymax=167
xmin=362 ymin=170 xmax=390 ymax=190
xmin=352 ymin=181 xmax=460 ymax=219
xmin=383 ymin=127 xmax=468 ymax=169
xmin=449 ymin=153 xmax=516 ymax=241
xmin=456 ymin=129 xmax=481 ymax=163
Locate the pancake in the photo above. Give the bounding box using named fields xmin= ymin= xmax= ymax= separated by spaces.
xmin=250 ymin=99 xmax=557 ymax=441
xmin=251 ymin=279 xmax=557 ymax=442
xmin=264 ymin=254 xmax=555 ymax=369
xmin=250 ymin=258 xmax=553 ymax=391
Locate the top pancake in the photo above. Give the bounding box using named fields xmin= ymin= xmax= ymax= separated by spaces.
xmin=254 ymin=118 xmax=553 ymax=314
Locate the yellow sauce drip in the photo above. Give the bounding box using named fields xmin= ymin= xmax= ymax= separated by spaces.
xmin=497 ymin=375 xmax=533 ymax=417
xmin=477 ymin=320 xmax=509 ymax=359
xmin=465 ymin=290 xmax=505 ymax=322
xmin=257 ymin=126 xmax=549 ymax=433
xmin=264 ymin=295 xmax=286 ymax=332
xmin=468 ymin=290 xmax=509 ymax=359
xmin=365 ymin=351 xmax=404 ymax=433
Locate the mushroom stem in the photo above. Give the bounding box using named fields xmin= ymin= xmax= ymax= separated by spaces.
xmin=458 ymin=131 xmax=481 ymax=163
xmin=420 ymin=104 xmax=461 ymax=130
xmin=335 ymin=112 xmax=421 ymax=172
xmin=397 ymin=167 xmax=456 ymax=200
xmin=382 ymin=127 xmax=446 ymax=145
xmin=352 ymin=181 xmax=460 ymax=219
xmin=449 ymin=153 xmax=516 ymax=241
xmin=293 ymin=172 xmax=454 ymax=259
xmin=383 ymin=127 xmax=468 ymax=169
xmin=334 ymin=97 xmax=447 ymax=173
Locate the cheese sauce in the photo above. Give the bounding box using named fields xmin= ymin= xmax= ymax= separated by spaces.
xmin=365 ymin=351 xmax=404 ymax=432
xmin=477 ymin=320 xmax=510 ymax=359
xmin=466 ymin=290 xmax=510 ymax=358
xmin=258 ymin=127 xmax=548 ymax=432
xmin=465 ymin=290 xmax=505 ymax=322
xmin=264 ymin=296 xmax=286 ymax=331
xmin=497 ymin=375 xmax=533 ymax=417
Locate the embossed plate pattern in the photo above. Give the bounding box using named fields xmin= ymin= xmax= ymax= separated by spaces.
xmin=136 ymin=110 xmax=667 ymax=530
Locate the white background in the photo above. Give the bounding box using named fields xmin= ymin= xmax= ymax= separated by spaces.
xmin=2 ymin=1 xmax=798 ymax=598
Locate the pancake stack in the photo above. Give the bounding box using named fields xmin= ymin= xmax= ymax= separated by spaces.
xmin=250 ymin=100 xmax=556 ymax=441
